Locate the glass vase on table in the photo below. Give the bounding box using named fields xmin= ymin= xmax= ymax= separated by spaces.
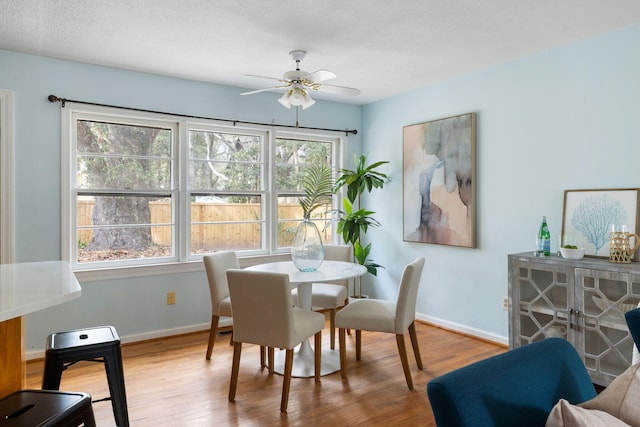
xmin=291 ymin=217 xmax=324 ymax=272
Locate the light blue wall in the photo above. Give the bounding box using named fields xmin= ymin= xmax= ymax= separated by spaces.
xmin=0 ymin=49 xmax=362 ymax=351
xmin=3 ymin=23 xmax=639 ymax=351
xmin=361 ymin=24 xmax=640 ymax=342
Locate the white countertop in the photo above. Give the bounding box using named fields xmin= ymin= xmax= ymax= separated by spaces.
xmin=0 ymin=261 xmax=81 ymax=322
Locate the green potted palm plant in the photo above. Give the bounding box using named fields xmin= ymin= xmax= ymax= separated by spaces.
xmin=291 ymin=163 xmax=334 ymax=272
xmin=334 ymin=154 xmax=389 ymax=297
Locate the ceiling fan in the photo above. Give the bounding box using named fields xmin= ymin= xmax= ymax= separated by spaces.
xmin=241 ymin=50 xmax=360 ymax=109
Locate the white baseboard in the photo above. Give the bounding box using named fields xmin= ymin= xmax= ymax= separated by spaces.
xmin=416 ymin=313 xmax=508 ymax=346
xmin=26 ymin=315 xmax=505 ymax=360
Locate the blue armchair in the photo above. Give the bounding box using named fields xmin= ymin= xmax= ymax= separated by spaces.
xmin=426 ymin=338 xmax=596 ymax=427
xmin=428 ymin=309 xmax=640 ymax=426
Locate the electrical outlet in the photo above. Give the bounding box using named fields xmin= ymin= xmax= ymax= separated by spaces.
xmin=167 ymin=292 xmax=176 ymax=305
xmin=502 ymin=296 xmax=509 ymax=311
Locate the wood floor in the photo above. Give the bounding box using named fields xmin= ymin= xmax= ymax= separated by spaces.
xmin=26 ymin=319 xmax=505 ymax=426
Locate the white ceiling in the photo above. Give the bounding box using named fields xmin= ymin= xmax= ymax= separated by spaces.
xmin=1 ymin=1 xmax=639 ymax=105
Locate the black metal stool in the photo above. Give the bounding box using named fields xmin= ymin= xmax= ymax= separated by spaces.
xmin=42 ymin=326 xmax=129 ymax=427
xmin=0 ymin=389 xmax=95 ymax=427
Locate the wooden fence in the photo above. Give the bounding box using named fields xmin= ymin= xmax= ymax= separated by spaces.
xmin=78 ymin=200 xmax=331 ymax=249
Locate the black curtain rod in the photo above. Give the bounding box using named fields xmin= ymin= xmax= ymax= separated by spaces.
xmin=47 ymin=95 xmax=358 ymax=135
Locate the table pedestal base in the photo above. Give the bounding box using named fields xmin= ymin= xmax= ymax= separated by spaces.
xmin=273 ymin=340 xmax=340 ymax=377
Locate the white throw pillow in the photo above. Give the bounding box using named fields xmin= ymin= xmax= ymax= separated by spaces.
xmin=546 ymin=399 xmax=630 ymax=427
xmin=579 ymin=363 xmax=640 ymax=426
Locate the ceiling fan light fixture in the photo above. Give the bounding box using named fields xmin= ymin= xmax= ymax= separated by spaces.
xmin=299 ymin=89 xmax=315 ymax=109
xmin=278 ymin=86 xmax=315 ymax=109
xmin=278 ymin=90 xmax=293 ymax=108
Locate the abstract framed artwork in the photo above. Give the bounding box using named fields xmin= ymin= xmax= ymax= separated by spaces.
xmin=402 ymin=112 xmax=476 ymax=248
xmin=561 ymin=188 xmax=640 ymax=259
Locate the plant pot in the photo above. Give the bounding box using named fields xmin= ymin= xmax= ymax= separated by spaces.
xmin=291 ymin=218 xmax=324 ymax=272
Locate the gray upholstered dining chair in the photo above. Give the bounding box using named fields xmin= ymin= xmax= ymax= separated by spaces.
xmin=336 ymin=257 xmax=425 ymax=390
xmin=292 ymin=244 xmax=352 ymax=349
xmin=203 ymin=251 xmax=237 ymax=360
xmin=226 ymin=269 xmax=325 ymax=412
xmin=203 ymin=251 xmax=270 ymax=368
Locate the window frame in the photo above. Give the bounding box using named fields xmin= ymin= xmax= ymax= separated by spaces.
xmin=185 ymin=121 xmax=269 ymax=259
xmin=61 ymin=104 xmax=344 ymax=281
xmin=272 ymin=131 xmax=341 ymax=253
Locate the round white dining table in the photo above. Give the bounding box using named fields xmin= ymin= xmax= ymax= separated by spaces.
xmin=245 ymin=260 xmax=366 ymax=377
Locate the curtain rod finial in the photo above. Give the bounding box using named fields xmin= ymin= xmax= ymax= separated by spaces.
xmin=48 ymin=95 xmax=66 ymax=107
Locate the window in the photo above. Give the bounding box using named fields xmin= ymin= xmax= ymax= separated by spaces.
xmin=188 ymin=126 xmax=265 ymax=254
xmin=275 ymin=136 xmax=336 ymax=249
xmin=74 ymin=118 xmax=176 ymax=265
xmin=62 ymin=104 xmax=341 ymax=273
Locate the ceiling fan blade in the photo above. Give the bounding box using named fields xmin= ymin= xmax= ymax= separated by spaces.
xmin=240 ymin=87 xmax=281 ymax=96
xmin=244 ymin=74 xmax=288 ymax=83
xmin=305 ymin=69 xmax=336 ymax=83
xmin=315 ymin=83 xmax=361 ymax=96
xmin=243 ymin=54 xmax=357 ymax=101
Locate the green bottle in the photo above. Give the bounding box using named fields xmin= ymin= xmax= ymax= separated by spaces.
xmin=537 ymin=216 xmax=551 ymax=256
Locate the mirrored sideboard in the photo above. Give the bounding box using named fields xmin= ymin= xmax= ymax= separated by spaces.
xmin=508 ymin=252 xmax=640 ymax=386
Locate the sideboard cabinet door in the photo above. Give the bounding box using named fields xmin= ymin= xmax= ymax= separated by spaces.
xmin=576 ymin=267 xmax=639 ymax=385
xmin=508 ymin=252 xmax=639 ymax=387
xmin=509 ymin=256 xmax=573 ymax=347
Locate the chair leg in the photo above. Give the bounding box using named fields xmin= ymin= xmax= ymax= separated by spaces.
xmin=260 ymin=346 xmax=275 ymax=372
xmin=395 ymin=334 xmax=413 ymax=390
xmin=329 ymin=308 xmax=337 ymax=349
xmin=83 ymin=405 xmax=97 ymax=427
xmin=103 ymin=346 xmax=129 ymax=427
xmin=229 ymin=342 xmax=242 ymax=402
xmin=205 ymin=315 xmax=219 ymax=360
xmin=314 ymin=331 xmax=322 ymax=382
xmin=268 ymin=347 xmax=275 ymax=374
xmin=355 ymin=330 xmax=362 ymax=361
xmin=344 ymin=298 xmax=351 ymax=336
xmin=339 ymin=328 xmax=347 ymax=379
xmin=408 ymin=321 xmax=423 ymax=369
xmin=229 ymin=330 xmax=234 ymax=346
xmin=281 ymin=349 xmax=294 ymax=412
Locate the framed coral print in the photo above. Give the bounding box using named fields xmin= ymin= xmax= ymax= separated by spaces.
xmin=402 ymin=112 xmax=476 ymax=248
xmin=561 ymin=188 xmax=640 ymax=259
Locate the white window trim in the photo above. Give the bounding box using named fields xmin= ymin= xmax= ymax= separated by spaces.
xmin=272 ymin=129 xmax=343 ymax=255
xmin=185 ymin=120 xmax=270 ymax=260
xmin=62 ymin=105 xmax=181 ymax=271
xmin=61 ymin=103 xmax=345 ymax=282
xmin=0 ymin=89 xmax=14 ymax=264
